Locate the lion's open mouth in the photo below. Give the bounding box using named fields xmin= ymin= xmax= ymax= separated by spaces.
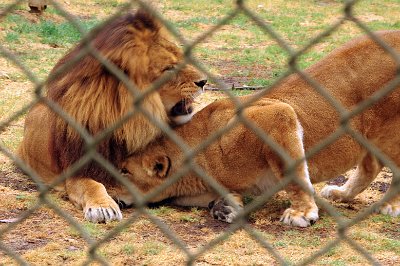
xmin=169 ymin=100 xmax=194 ymax=125
xmin=170 ymin=100 xmax=193 ymax=117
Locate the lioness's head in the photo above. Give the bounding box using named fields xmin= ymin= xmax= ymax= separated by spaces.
xmin=116 ymin=151 xmax=174 ymax=204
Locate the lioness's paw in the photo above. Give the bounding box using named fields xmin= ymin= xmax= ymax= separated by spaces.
xmin=209 ymin=198 xmax=242 ymax=223
xmin=320 ymin=185 xmax=351 ymax=202
xmin=280 ymin=207 xmax=319 ymax=227
xmin=378 ymin=202 xmax=400 ymax=217
xmin=84 ymin=197 xmax=122 ymax=223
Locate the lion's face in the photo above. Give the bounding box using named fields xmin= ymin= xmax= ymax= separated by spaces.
xmin=49 ymin=10 xmax=206 ymax=128
xmin=147 ymin=38 xmax=206 ymax=125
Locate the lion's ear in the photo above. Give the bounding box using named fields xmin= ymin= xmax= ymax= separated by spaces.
xmin=142 ymin=155 xmax=171 ymax=178
xmin=130 ymin=8 xmax=161 ymax=34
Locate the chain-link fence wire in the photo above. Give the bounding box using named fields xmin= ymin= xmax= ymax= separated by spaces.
xmin=0 ymin=0 xmax=399 ymax=265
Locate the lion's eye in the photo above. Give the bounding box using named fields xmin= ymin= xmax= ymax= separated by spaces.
xmin=163 ymin=65 xmax=176 ymax=72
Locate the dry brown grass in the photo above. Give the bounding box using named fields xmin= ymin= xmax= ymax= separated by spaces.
xmin=1 ymin=0 xmax=400 ymax=265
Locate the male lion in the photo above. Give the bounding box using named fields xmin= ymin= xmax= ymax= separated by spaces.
xmin=118 ymin=31 xmax=400 ymax=227
xmin=18 ymin=10 xmax=206 ymax=223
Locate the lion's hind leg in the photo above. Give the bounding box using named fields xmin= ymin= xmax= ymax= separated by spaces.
xmin=375 ymin=118 xmax=400 ymax=217
xmin=65 ymin=177 xmax=122 ymax=223
xmin=379 ymin=193 xmax=400 ymax=217
xmin=252 ymin=101 xmax=318 ymax=227
xmin=319 ymin=117 xmax=400 ymax=218
xmin=320 ymin=152 xmax=382 ymax=202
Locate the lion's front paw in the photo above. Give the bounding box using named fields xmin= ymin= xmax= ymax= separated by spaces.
xmin=208 ymin=198 xmax=242 ymax=223
xmin=280 ymin=207 xmax=319 ymax=227
xmin=378 ymin=202 xmax=400 ymax=217
xmin=83 ymin=196 xmax=122 ymax=223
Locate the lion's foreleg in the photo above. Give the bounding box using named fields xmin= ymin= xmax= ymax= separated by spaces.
xmin=65 ymin=177 xmax=122 ymax=223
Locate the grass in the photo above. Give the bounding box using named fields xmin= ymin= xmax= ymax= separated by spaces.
xmin=121 ymin=244 xmax=134 ymax=255
xmin=142 ymin=241 xmax=165 ymax=256
xmin=1 ymin=0 xmax=400 ymax=265
xmin=147 ymin=206 xmax=176 ymax=216
xmin=179 ymin=214 xmax=200 ymax=223
xmin=5 ymin=14 xmax=98 ymax=47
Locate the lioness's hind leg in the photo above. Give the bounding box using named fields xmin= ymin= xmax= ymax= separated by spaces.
xmin=379 ymin=193 xmax=400 ymax=216
xmin=321 ymin=152 xmax=382 ymax=202
xmin=375 ymin=119 xmax=400 ymax=217
xmin=66 ymin=177 xmax=122 ymax=223
xmin=254 ymin=102 xmax=318 ymax=227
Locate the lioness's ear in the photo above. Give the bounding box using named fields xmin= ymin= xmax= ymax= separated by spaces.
xmin=142 ymin=155 xmax=171 ymax=178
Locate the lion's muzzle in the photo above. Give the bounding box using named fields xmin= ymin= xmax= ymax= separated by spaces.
xmin=169 ymin=100 xmax=194 ymax=125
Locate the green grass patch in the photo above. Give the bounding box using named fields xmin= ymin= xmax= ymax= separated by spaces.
xmin=231 ymin=89 xmax=255 ymax=96
xmin=122 ymin=244 xmax=135 ymax=255
xmin=370 ymin=214 xmax=394 ymax=223
xmin=147 ymin=206 xmax=175 ymax=216
xmin=93 ymin=0 xmax=121 ymax=8
xmin=273 ymin=240 xmax=287 ymax=248
xmin=179 ymin=214 xmax=200 ymax=223
xmin=5 ymin=31 xmax=20 ymax=43
xmin=15 ymin=194 xmax=28 ymax=200
xmin=311 ymin=215 xmax=335 ymax=230
xmin=324 ymin=246 xmax=338 ymax=257
xmin=367 ymin=21 xmax=400 ymax=30
xmin=4 ymin=14 xmax=98 ymax=47
xmin=350 ymin=229 xmax=400 ymax=254
xmin=282 ymin=230 xmax=322 ymax=247
xmin=165 ymin=0 xmax=231 ymax=13
xmin=176 ymin=17 xmax=218 ymax=30
xmin=233 ymin=45 xmax=288 ymax=69
xmin=247 ymin=78 xmax=271 ymax=87
xmin=69 ymin=222 xmax=106 ymax=238
xmin=142 ymin=241 xmax=164 ymax=256
xmin=380 ymin=238 xmax=400 ymax=254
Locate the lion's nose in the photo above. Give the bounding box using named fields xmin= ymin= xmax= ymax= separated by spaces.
xmin=194 ymin=79 xmax=207 ymax=88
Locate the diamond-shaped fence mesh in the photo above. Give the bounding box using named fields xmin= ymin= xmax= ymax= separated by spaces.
xmin=0 ymin=0 xmax=399 ymax=265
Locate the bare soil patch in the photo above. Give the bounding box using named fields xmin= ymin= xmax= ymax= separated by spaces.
xmin=0 ymin=169 xmax=37 ymax=192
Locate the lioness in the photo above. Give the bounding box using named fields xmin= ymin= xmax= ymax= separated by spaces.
xmin=118 ymin=31 xmax=400 ymax=227
xmin=18 ymin=10 xmax=206 ymax=223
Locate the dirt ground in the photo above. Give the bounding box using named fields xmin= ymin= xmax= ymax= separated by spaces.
xmin=1 ymin=95 xmax=399 ymax=264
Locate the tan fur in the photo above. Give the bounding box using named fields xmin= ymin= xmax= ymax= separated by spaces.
xmin=17 ymin=10 xmax=205 ymax=223
xmin=119 ymin=31 xmax=400 ymax=227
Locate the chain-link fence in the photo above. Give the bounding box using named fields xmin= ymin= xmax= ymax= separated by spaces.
xmin=1 ymin=0 xmax=399 ymax=265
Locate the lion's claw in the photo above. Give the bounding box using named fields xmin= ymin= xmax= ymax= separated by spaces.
xmin=83 ymin=197 xmax=123 ymax=223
